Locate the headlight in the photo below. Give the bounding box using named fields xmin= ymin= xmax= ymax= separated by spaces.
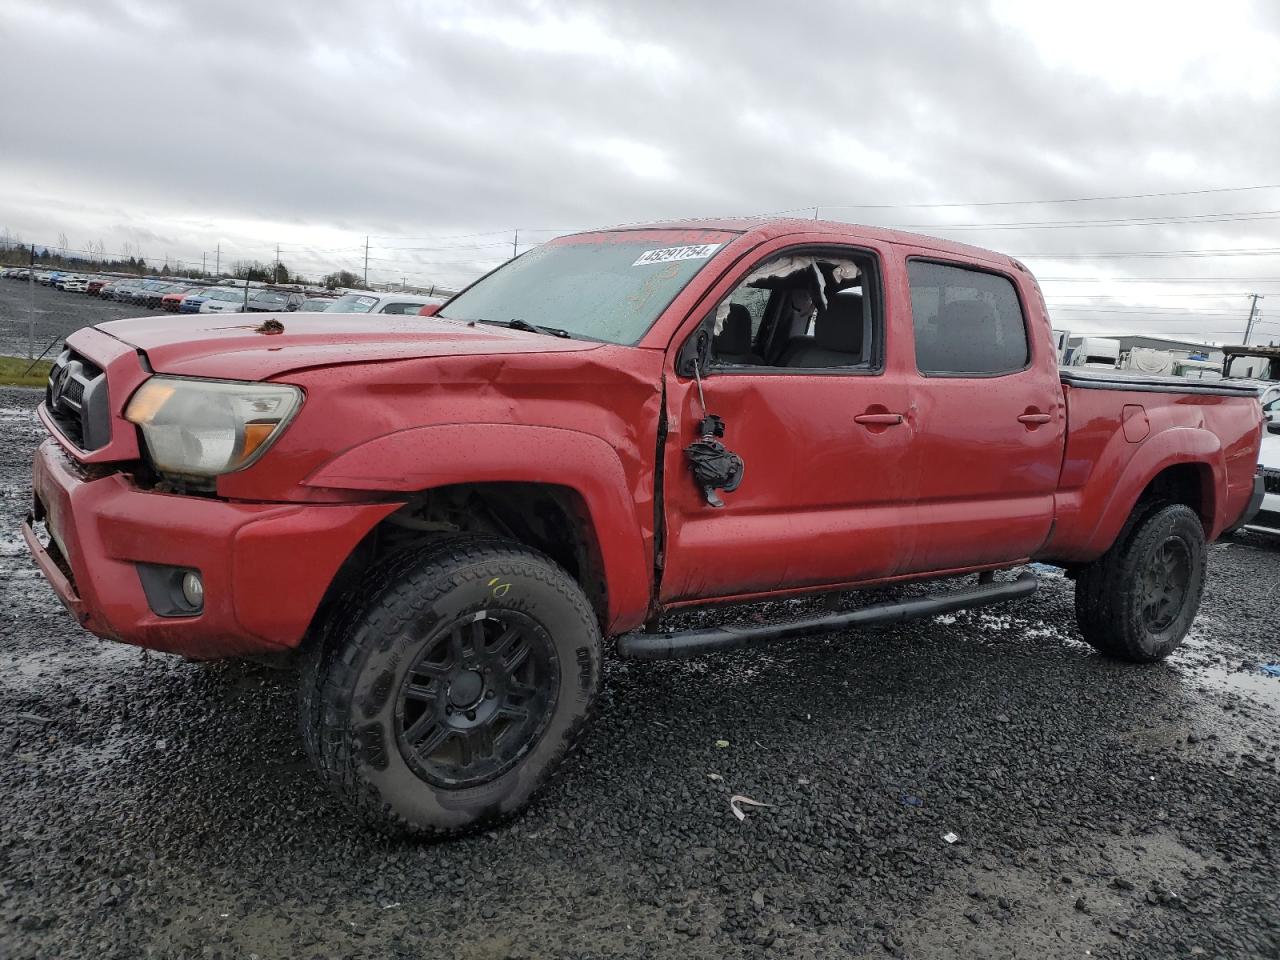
xmin=125 ymin=377 xmax=302 ymax=477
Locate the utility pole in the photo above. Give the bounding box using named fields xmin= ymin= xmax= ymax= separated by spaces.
xmin=215 ymin=243 xmax=221 ymax=277
xmin=363 ymin=236 xmax=370 ymax=287
xmin=202 ymin=252 xmax=207 ymax=276
xmin=1244 ymin=293 xmax=1265 ymax=345
xmin=512 ymin=229 xmax=519 ymax=259
xmin=275 ymin=243 xmax=281 ymax=284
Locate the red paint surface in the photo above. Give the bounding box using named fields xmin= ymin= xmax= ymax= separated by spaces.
xmin=27 ymin=220 xmax=1263 ymax=657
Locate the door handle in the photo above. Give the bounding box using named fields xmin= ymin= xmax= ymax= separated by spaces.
xmin=854 ymin=413 xmax=905 ymax=426
xmin=1018 ymin=413 xmax=1052 ymax=425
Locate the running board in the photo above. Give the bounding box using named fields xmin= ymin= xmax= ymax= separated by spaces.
xmin=616 ymin=571 xmax=1038 ymax=660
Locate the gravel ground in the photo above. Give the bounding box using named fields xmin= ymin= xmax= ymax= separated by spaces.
xmin=1 ymin=383 xmax=1278 ymax=960
xmin=0 ymin=279 xmax=164 ymax=360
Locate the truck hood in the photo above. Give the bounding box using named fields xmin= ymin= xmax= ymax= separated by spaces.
xmin=95 ymin=312 xmax=602 ymax=380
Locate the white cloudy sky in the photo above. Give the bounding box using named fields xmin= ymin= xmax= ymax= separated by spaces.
xmin=3 ymin=0 xmax=1280 ymax=342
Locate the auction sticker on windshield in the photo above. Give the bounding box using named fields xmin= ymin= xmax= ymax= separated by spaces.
xmin=632 ymin=243 xmax=722 ymax=267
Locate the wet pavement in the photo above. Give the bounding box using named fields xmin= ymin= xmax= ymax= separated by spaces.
xmin=0 ymin=384 xmax=1278 ymax=959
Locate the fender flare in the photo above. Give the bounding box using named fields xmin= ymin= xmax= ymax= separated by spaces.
xmin=1080 ymin=426 xmax=1225 ymax=556
xmin=302 ymin=422 xmax=653 ymax=632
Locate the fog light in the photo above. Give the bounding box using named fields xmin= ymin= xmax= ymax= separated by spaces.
xmin=181 ymin=572 xmax=204 ymax=608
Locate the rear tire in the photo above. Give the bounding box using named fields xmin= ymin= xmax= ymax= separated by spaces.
xmin=300 ymin=536 xmax=602 ymax=838
xmin=1074 ymin=502 xmax=1206 ymax=662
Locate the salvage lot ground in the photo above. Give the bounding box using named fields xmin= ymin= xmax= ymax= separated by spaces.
xmin=1 ymin=386 xmax=1279 ymax=959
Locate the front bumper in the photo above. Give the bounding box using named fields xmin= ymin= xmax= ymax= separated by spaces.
xmin=25 ymin=439 xmax=400 ymax=658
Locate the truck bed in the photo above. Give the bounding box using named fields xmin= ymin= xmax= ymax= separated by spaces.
xmin=1060 ymin=368 xmax=1260 ymax=397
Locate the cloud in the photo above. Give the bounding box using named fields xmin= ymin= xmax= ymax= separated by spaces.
xmin=1 ymin=0 xmax=1278 ymax=341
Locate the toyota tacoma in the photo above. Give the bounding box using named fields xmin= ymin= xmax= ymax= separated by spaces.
xmin=24 ymin=219 xmax=1265 ymax=837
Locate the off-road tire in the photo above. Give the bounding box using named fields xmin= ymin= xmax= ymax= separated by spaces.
xmin=299 ymin=536 xmax=602 ymax=838
xmin=1074 ymin=502 xmax=1206 ymax=662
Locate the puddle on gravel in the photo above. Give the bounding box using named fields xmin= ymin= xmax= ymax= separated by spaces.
xmin=902 ymin=828 xmax=1218 ymax=960
xmin=1178 ymin=664 xmax=1280 ymax=710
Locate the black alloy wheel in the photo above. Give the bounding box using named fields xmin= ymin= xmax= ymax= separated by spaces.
xmin=1139 ymin=536 xmax=1191 ymax=631
xmin=396 ymin=611 xmax=558 ymax=788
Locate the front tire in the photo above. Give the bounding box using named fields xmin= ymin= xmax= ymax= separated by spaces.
xmin=300 ymin=537 xmax=602 ymax=838
xmin=1074 ymin=503 xmax=1206 ymax=662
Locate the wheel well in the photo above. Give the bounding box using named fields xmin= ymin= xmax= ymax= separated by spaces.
xmin=310 ymin=483 xmax=609 ymax=637
xmin=1137 ymin=463 xmax=1212 ymax=527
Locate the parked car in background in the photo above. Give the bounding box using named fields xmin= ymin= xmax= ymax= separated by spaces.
xmin=118 ymin=281 xmax=149 ymax=305
xmin=1247 ymin=386 xmax=1280 ymax=536
xmin=179 ymin=291 xmax=212 ymax=313
xmin=299 ymin=296 xmax=337 ymax=312
xmin=87 ymin=278 xmax=111 ymax=296
xmin=150 ymin=282 xmax=196 ymax=309
xmin=62 ymin=276 xmax=90 ymax=293
xmin=324 ymin=291 xmax=444 ymax=315
xmin=162 ymin=287 xmax=209 ymax=312
xmin=198 ymin=288 xmax=250 ymax=313
xmin=101 ymin=279 xmax=142 ymax=302
xmin=134 ymin=280 xmax=178 ymax=309
xmin=246 ymin=290 xmax=306 ymax=312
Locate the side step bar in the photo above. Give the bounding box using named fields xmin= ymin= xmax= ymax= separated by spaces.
xmin=616 ymin=571 xmax=1039 ymax=660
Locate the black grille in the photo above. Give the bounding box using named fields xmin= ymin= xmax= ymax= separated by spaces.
xmin=63 ymin=377 xmax=85 ymax=405
xmin=45 ymin=349 xmax=110 ymax=451
xmin=1264 ymin=468 xmax=1280 ymax=496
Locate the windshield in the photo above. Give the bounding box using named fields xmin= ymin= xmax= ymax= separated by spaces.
xmin=300 ymin=298 xmax=334 ymax=311
xmin=210 ymin=290 xmax=243 ymax=302
xmin=252 ymin=292 xmax=288 ymax=305
xmin=326 ymin=293 xmax=379 ymax=314
xmin=440 ymin=229 xmax=736 ymax=344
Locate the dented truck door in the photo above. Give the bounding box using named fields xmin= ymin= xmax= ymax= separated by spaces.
xmin=657 ymin=240 xmax=916 ymax=604
xmin=895 ymin=252 xmax=1065 ymax=570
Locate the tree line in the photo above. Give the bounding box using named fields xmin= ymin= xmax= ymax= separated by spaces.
xmin=0 ymin=229 xmax=369 ymax=290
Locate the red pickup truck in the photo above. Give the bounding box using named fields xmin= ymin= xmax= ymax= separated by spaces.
xmin=24 ymin=219 xmax=1264 ymax=837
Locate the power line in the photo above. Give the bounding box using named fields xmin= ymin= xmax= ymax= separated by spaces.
xmin=884 ymin=208 xmax=1280 ymax=232
xmin=1046 ymin=292 xmax=1251 ymax=298
xmin=1015 ymin=247 xmax=1280 ymax=260
xmin=1038 ymin=277 xmax=1280 ymax=283
xmin=814 ymin=181 xmax=1280 ymax=211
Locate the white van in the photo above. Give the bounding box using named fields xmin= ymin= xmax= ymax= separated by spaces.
xmin=1070 ymin=337 xmax=1121 ymax=369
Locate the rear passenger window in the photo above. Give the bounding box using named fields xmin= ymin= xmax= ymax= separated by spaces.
xmin=908 ymin=261 xmax=1029 ymax=375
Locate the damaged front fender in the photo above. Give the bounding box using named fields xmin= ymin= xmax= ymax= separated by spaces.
xmin=303 ymin=422 xmax=654 ymax=632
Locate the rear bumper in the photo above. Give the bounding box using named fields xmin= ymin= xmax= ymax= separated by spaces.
xmin=1227 ymin=473 xmax=1267 ymax=534
xmin=1244 ymin=489 xmax=1280 ymax=534
xmin=26 ymin=439 xmax=400 ymax=658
